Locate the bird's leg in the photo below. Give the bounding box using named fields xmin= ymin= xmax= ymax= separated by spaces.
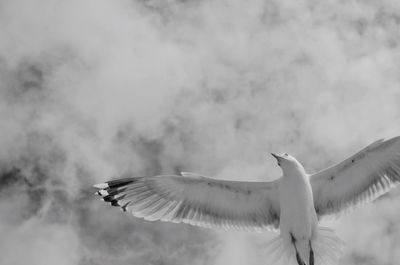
xmin=290 ymin=233 xmax=306 ymax=265
xmin=309 ymin=240 xmax=314 ymax=265
xmin=296 ymin=251 xmax=305 ymax=265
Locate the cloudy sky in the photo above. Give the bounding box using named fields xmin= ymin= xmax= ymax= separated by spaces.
xmin=1 ymin=0 xmax=400 ymax=264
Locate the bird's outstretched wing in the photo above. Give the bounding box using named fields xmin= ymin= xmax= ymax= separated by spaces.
xmin=94 ymin=173 xmax=280 ymax=231
xmin=311 ymin=136 xmax=400 ymax=217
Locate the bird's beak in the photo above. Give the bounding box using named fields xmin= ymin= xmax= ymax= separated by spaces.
xmin=271 ymin=153 xmax=280 ymax=160
xmin=271 ymin=153 xmax=282 ymax=166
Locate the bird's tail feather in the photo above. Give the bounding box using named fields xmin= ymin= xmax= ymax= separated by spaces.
xmin=312 ymin=227 xmax=344 ymax=265
xmin=262 ymin=226 xmax=344 ymax=265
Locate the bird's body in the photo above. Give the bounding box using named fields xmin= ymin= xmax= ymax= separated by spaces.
xmin=279 ymin=165 xmax=317 ymax=265
xmin=94 ymin=136 xmax=400 ymax=265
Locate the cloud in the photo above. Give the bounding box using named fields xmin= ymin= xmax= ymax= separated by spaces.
xmin=1 ymin=0 xmax=400 ymax=265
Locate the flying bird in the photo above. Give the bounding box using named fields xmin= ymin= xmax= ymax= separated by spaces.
xmin=94 ymin=136 xmax=400 ymax=265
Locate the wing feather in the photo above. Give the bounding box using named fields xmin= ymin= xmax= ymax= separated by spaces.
xmin=311 ymin=136 xmax=400 ymax=217
xmin=94 ymin=173 xmax=280 ymax=231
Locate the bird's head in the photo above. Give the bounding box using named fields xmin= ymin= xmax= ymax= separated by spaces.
xmin=271 ymin=153 xmax=305 ymax=175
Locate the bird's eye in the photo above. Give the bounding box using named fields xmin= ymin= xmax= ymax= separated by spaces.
xmin=284 ymin=153 xmax=288 ymax=156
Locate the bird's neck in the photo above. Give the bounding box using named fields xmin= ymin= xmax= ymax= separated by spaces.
xmin=283 ymin=166 xmax=308 ymax=180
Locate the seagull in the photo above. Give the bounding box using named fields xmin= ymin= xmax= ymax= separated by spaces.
xmin=94 ymin=136 xmax=400 ymax=265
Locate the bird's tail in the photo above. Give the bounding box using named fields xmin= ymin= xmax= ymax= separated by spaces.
xmin=311 ymin=226 xmax=344 ymax=265
xmin=262 ymin=226 xmax=344 ymax=265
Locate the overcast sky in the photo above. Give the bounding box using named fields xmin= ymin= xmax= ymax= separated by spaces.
xmin=1 ymin=0 xmax=400 ymax=265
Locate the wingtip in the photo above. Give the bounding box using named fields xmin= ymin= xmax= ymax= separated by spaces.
xmin=95 ymin=189 xmax=109 ymax=196
xmin=93 ymin=183 xmax=109 ymax=189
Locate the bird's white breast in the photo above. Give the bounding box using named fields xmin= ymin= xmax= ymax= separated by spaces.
xmin=279 ymin=173 xmax=317 ymax=239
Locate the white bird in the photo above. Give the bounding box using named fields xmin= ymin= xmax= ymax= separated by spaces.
xmin=94 ymin=136 xmax=400 ymax=265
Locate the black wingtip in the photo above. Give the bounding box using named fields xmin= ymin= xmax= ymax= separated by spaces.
xmin=93 ymin=178 xmax=135 ymax=191
xmin=102 ymin=195 xmax=114 ymax=202
xmin=106 ymin=178 xmax=135 ymax=189
xmin=110 ymin=200 xmax=120 ymax=207
xmin=94 ymin=178 xmax=136 ymax=211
